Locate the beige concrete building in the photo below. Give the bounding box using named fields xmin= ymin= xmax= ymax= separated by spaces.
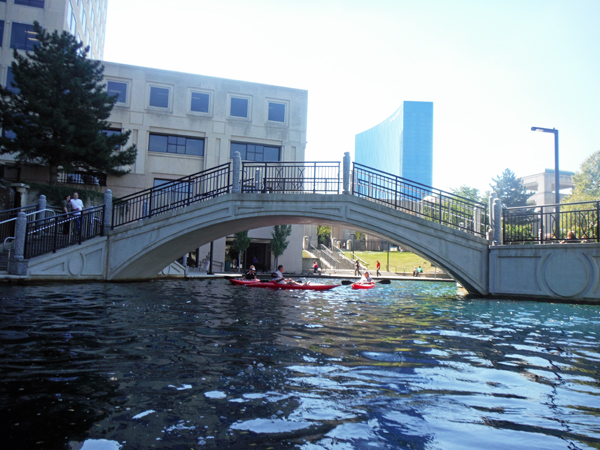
xmin=0 ymin=0 xmax=308 ymax=274
xmin=521 ymin=169 xmax=574 ymax=205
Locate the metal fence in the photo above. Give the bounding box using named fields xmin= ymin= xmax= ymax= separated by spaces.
xmin=24 ymin=206 xmax=105 ymax=259
xmin=352 ymin=163 xmax=488 ymax=237
xmin=57 ymin=170 xmax=107 ymax=186
xmin=112 ymin=163 xmax=231 ymax=228
xmin=241 ymin=161 xmax=341 ymax=194
xmin=0 ymin=204 xmax=37 ymax=244
xmin=503 ymin=201 xmax=600 ymax=244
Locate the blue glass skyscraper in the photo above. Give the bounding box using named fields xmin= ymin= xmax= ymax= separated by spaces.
xmin=355 ymin=101 xmax=433 ymax=186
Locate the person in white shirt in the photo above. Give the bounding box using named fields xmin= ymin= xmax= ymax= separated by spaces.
xmin=272 ymin=265 xmax=306 ymax=285
xmin=69 ymin=192 xmax=84 ymax=233
xmin=359 ymin=271 xmax=373 ymax=284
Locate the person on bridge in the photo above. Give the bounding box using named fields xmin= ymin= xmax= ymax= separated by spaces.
xmin=376 ymin=260 xmax=381 ymax=277
xmin=70 ymin=192 xmax=84 ymax=234
xmin=245 ymin=265 xmax=258 ymax=280
xmin=313 ymin=261 xmax=320 ymax=274
xmin=272 ymin=265 xmax=307 ymax=285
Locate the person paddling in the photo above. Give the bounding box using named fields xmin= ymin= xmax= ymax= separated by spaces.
xmin=358 ymin=271 xmax=374 ymax=285
xmin=272 ymin=265 xmax=307 ymax=285
xmin=245 ymin=265 xmax=258 ymax=280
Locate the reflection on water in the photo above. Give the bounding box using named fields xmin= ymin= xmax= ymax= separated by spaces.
xmin=0 ymin=280 xmax=599 ymax=449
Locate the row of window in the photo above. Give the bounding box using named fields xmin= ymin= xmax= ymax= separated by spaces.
xmin=0 ymin=1 xmax=45 ymax=8
xmin=147 ymin=133 xmax=281 ymax=162
xmin=106 ymin=80 xmax=289 ymax=124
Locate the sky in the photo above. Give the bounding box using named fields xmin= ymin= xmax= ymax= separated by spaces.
xmin=103 ymin=0 xmax=600 ymax=195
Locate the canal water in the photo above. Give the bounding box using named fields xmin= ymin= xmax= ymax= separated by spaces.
xmin=0 ymin=279 xmax=599 ymax=450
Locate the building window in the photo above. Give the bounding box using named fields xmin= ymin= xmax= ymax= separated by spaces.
xmin=148 ymin=133 xmax=204 ymax=156
xmin=230 ymin=142 xmax=280 ymax=162
xmin=0 ymin=21 xmax=4 ymax=47
xmin=14 ymin=0 xmax=45 ymax=7
xmin=107 ymin=81 xmax=127 ymax=104
xmin=149 ymin=86 xmax=170 ymax=109
xmin=268 ymin=102 xmax=286 ymax=123
xmin=191 ymin=92 xmax=209 ymax=113
xmin=10 ymin=23 xmax=38 ymax=50
xmin=5 ymin=68 xmax=19 ymax=93
xmin=230 ymin=97 xmax=248 ymax=118
xmin=67 ymin=1 xmax=77 ymax=35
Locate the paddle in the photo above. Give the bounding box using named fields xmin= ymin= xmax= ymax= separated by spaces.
xmin=342 ymin=279 xmax=390 ymax=285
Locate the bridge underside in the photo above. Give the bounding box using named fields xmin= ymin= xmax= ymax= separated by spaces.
xmin=101 ymin=193 xmax=489 ymax=294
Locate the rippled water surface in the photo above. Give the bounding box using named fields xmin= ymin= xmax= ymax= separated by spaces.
xmin=1 ymin=279 xmax=599 ymax=449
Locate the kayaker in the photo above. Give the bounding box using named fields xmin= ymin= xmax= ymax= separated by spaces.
xmin=245 ymin=265 xmax=258 ymax=280
xmin=272 ymin=265 xmax=307 ymax=285
xmin=359 ymin=271 xmax=373 ymax=284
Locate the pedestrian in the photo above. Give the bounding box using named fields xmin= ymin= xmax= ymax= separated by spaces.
xmin=313 ymin=260 xmax=319 ymax=274
xmin=354 ymin=260 xmax=361 ymax=276
xmin=376 ymin=260 xmax=381 ymax=277
xmin=69 ymin=192 xmax=84 ymax=234
xmin=61 ymin=194 xmax=71 ymax=234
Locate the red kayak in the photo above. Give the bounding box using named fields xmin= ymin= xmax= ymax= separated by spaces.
xmin=228 ymin=278 xmax=262 ymax=286
xmin=246 ymin=281 xmax=340 ymax=291
xmin=351 ymin=282 xmax=375 ymax=290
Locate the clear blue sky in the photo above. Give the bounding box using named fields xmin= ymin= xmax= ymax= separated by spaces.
xmin=104 ymin=0 xmax=600 ymax=194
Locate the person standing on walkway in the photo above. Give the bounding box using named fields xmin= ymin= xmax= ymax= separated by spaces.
xmin=70 ymin=192 xmax=84 ymax=234
xmin=376 ymin=260 xmax=381 ymax=277
xmin=61 ymin=194 xmax=71 ymax=234
xmin=354 ymin=260 xmax=361 ymax=276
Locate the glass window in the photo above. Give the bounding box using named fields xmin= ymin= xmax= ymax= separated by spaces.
xmin=107 ymin=81 xmax=127 ymax=103
xmin=268 ymin=102 xmax=285 ymax=122
xmin=10 ymin=23 xmax=38 ymax=50
xmin=191 ymin=92 xmax=209 ymax=113
xmin=5 ymin=68 xmax=19 ymax=94
xmin=149 ymin=86 xmax=169 ymax=108
xmin=67 ymin=1 xmax=77 ymax=35
xmin=230 ymin=97 xmax=248 ymax=118
xmin=148 ymin=133 xmax=204 ymax=156
xmin=14 ymin=0 xmax=45 ymax=7
xmin=0 ymin=21 xmax=4 ymax=47
xmin=229 ymin=142 xmax=280 ymax=162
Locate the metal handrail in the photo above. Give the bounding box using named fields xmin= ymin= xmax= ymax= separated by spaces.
xmin=502 ymin=200 xmax=600 ymax=244
xmin=352 ymin=163 xmax=488 ymax=237
xmin=23 ymin=206 xmax=105 ymax=259
xmin=112 ymin=163 xmax=231 ymax=228
xmin=0 ymin=208 xmax=61 ymax=226
xmin=241 ymin=161 xmax=341 ymax=194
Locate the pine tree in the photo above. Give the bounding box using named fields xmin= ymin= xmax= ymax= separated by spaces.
xmin=0 ymin=22 xmax=137 ymax=184
xmin=270 ymin=225 xmax=292 ymax=268
xmin=490 ymin=168 xmax=533 ymax=207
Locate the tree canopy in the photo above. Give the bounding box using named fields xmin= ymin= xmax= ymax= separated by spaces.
xmin=270 ymin=225 xmax=292 ymax=267
xmin=450 ymin=185 xmax=483 ymax=203
xmin=0 ymin=22 xmax=137 ymax=184
xmin=563 ymin=150 xmax=600 ymax=203
xmin=490 ymin=168 xmax=533 ymax=207
xmin=232 ymin=231 xmax=251 ymax=272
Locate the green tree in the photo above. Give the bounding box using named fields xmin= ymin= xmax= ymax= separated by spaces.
xmin=316 ymin=225 xmax=331 ymax=247
xmin=451 ymin=185 xmax=482 ymax=203
xmin=490 ymin=168 xmax=533 ymax=207
xmin=270 ymin=225 xmax=292 ymax=268
xmin=0 ymin=22 xmax=137 ymax=184
xmin=563 ymin=150 xmax=600 ymax=203
xmin=232 ymin=231 xmax=251 ymax=272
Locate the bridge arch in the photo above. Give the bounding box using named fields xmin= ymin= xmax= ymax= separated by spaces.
xmin=106 ymin=193 xmax=489 ymax=294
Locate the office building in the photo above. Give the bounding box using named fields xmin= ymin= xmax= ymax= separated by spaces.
xmin=521 ymin=169 xmax=574 ymax=205
xmin=0 ymin=0 xmax=308 ymax=273
xmin=355 ymin=101 xmax=433 ymax=186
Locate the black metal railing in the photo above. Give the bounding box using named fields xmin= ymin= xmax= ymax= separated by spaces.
xmin=0 ymin=204 xmax=37 ymax=244
xmin=241 ymin=161 xmax=340 ymax=194
xmin=57 ymin=170 xmax=107 ymax=186
xmin=352 ymin=163 xmax=488 ymax=237
xmin=24 ymin=206 xmax=105 ymax=259
xmin=112 ymin=163 xmax=231 ymax=228
xmin=503 ymin=201 xmax=600 ymax=244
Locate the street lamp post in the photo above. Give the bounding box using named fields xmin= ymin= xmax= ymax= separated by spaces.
xmin=531 ymin=127 xmax=560 ymax=239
